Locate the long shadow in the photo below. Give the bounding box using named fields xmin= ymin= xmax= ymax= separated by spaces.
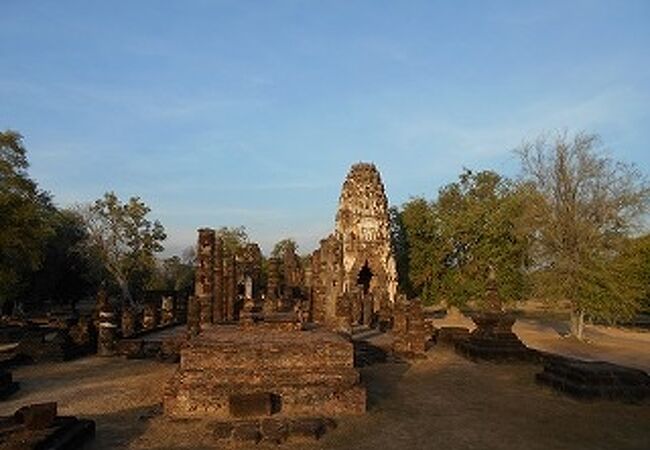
xmin=85 ymin=403 xmax=163 ymax=449
xmin=361 ymin=362 xmax=411 ymax=412
xmin=353 ymin=340 xmax=411 ymax=412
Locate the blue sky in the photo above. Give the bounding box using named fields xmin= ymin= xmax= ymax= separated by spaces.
xmin=1 ymin=1 xmax=649 ymax=256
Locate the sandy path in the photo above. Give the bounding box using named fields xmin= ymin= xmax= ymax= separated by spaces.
xmin=430 ymin=312 xmax=650 ymax=372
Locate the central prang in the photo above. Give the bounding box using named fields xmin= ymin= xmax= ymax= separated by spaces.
xmin=163 ymin=162 xmax=401 ymax=443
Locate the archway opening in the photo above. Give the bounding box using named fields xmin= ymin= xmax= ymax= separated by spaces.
xmin=356 ymin=261 xmax=373 ymax=295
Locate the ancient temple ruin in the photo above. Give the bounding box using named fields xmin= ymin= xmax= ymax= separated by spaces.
xmin=194 ymin=231 xmax=263 ymax=324
xmin=163 ymin=162 xmax=401 ymax=440
xmin=310 ymin=162 xmax=398 ymax=331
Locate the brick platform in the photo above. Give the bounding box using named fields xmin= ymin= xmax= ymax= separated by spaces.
xmin=164 ymin=325 xmax=366 ymax=420
xmin=536 ymin=355 xmax=650 ymax=402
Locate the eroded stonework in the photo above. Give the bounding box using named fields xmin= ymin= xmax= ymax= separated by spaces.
xmin=163 ymin=325 xmax=365 ymax=420
xmin=311 ymin=162 xmax=398 ymax=331
xmin=195 ymin=231 xmax=263 ymax=324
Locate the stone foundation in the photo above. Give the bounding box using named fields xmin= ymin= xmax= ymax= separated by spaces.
xmin=536 ymin=355 xmax=650 ymax=402
xmin=435 ymin=326 xmax=470 ymax=346
xmin=164 ymin=325 xmax=366 ymax=420
xmin=211 ymin=417 xmax=337 ymax=444
xmin=392 ymin=297 xmax=429 ymax=358
xmin=455 ymin=312 xmax=533 ymax=362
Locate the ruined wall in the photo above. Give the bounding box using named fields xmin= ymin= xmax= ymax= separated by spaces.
xmin=195 ymin=230 xmax=261 ymax=324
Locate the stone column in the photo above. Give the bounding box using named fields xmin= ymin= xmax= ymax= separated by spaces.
xmin=121 ymin=307 xmax=137 ymax=338
xmin=267 ymin=258 xmax=280 ymax=301
xmin=97 ymin=295 xmax=117 ymax=356
xmin=262 ymin=295 xmax=276 ymax=316
xmin=187 ymin=295 xmax=201 ymax=337
xmin=310 ymin=249 xmax=323 ymax=323
xmin=226 ymin=255 xmax=237 ymax=321
xmin=161 ymin=295 xmax=175 ymax=326
xmin=362 ymin=292 xmax=373 ymax=326
xmin=143 ymin=302 xmax=158 ymax=330
xmin=196 ymin=228 xmax=215 ymax=325
xmin=240 ymin=299 xmax=255 ymax=326
xmin=392 ymin=295 xmax=408 ymax=335
xmin=406 ymin=299 xmax=427 ymax=354
xmin=213 ymin=237 xmax=224 ymax=322
xmin=244 ymin=275 xmax=253 ymax=300
xmin=223 ymin=256 xmax=234 ymax=321
xmin=352 ymin=286 xmax=363 ymax=325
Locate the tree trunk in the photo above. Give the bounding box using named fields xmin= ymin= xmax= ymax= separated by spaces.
xmin=570 ymin=307 xmax=585 ymax=340
xmin=112 ymin=270 xmax=134 ymax=308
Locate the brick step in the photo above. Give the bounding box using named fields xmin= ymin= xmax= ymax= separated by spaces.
xmin=179 ymin=368 xmax=358 ymax=386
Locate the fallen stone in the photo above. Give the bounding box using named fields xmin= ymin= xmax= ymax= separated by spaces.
xmin=15 ymin=402 xmax=57 ymax=430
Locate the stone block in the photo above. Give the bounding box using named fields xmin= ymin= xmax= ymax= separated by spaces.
xmin=260 ymin=418 xmax=289 ymax=443
xmin=289 ymin=417 xmax=326 ymax=440
xmin=212 ymin=421 xmax=234 ymax=440
xmin=229 ymin=392 xmax=275 ymax=418
xmin=437 ymin=327 xmax=470 ymax=345
xmin=15 ymin=402 xmax=57 ymax=430
xmin=231 ymin=420 xmax=261 ymax=443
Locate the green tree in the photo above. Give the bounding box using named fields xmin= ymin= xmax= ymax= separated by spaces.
xmin=388 ymin=206 xmax=411 ymax=295
xmin=215 ymin=226 xmax=248 ymax=256
xmin=399 ymin=170 xmax=530 ymax=307
xmin=434 ymin=170 xmax=530 ymax=307
xmin=271 ymin=238 xmax=298 ymax=258
xmin=629 ymin=233 xmax=650 ymax=313
xmin=148 ymin=252 xmax=195 ymax=292
xmin=0 ymin=131 xmax=53 ymax=308
xmin=23 ymin=209 xmax=103 ymax=309
xmin=399 ymin=198 xmax=439 ymax=303
xmin=78 ymin=192 xmax=166 ymax=306
xmin=517 ymin=131 xmax=649 ymax=339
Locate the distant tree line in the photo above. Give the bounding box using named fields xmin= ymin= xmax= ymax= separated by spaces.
xmin=0 ymin=130 xmax=191 ymax=314
xmin=2 ymin=129 xmax=648 ymax=341
xmin=391 ymin=131 xmax=650 ymax=339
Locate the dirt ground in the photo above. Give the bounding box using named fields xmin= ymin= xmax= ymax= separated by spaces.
xmin=1 ymin=318 xmax=649 ymax=450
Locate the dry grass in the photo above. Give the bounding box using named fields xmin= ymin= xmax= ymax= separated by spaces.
xmin=1 ymin=321 xmax=649 ymax=449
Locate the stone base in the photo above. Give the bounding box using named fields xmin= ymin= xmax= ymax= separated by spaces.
xmin=212 ymin=417 xmax=337 ymax=444
xmin=536 ymin=356 xmax=650 ymax=402
xmin=164 ymin=325 xmax=366 ymax=420
xmin=435 ymin=327 xmax=470 ymax=346
xmin=455 ymin=333 xmax=534 ymax=362
xmin=455 ymin=312 xmax=533 ymax=362
xmin=116 ymin=337 xmax=183 ymax=362
xmin=392 ymin=298 xmax=429 ymax=359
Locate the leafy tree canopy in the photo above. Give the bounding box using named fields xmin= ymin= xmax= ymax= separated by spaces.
xmin=271 ymin=238 xmax=298 ymax=258
xmin=78 ymin=192 xmax=166 ymax=306
xmin=215 ymin=226 xmax=248 ymax=256
xmin=0 ymin=131 xmax=53 ymax=306
xmin=400 ymin=169 xmax=530 ymax=307
xmin=517 ymin=131 xmax=650 ymax=337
